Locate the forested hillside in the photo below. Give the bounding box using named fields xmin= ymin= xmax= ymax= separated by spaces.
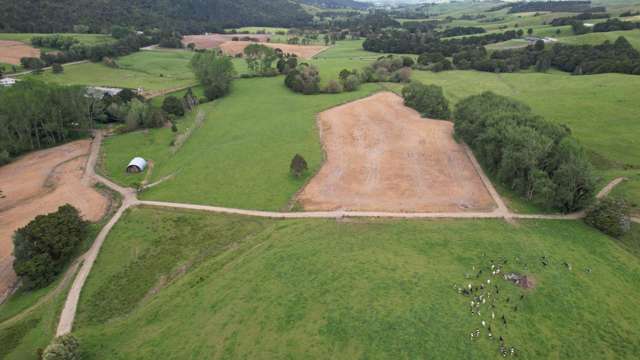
xmin=0 ymin=0 xmax=312 ymax=33
xmin=298 ymin=0 xmax=370 ymax=10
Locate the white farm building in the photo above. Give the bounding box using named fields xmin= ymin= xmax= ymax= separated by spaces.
xmin=126 ymin=157 xmax=148 ymax=173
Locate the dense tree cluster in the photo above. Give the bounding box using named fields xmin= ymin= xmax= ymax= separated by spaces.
xmin=191 ymin=50 xmax=236 ymax=100
xmin=361 ymin=55 xmax=413 ymax=83
xmin=402 ymin=82 xmax=450 ymax=120
xmin=31 ymin=34 xmax=79 ymax=50
xmin=508 ymin=1 xmax=603 ymax=14
xmin=23 ymin=34 xmax=157 ymax=69
xmin=414 ymin=36 xmax=640 ymax=76
xmin=592 ymin=18 xmax=640 ymax=32
xmin=549 ymin=12 xmax=610 ymax=26
xmin=13 ymin=205 xmax=88 ymax=289
xmin=244 ymin=44 xmax=279 ymax=76
xmin=0 ymin=0 xmax=312 ymax=33
xmin=585 ymin=198 xmax=632 ymax=237
xmin=0 ymin=80 xmax=90 ymax=163
xmin=363 ymin=29 xmax=520 ymax=55
xmin=454 ymin=92 xmax=595 ymax=212
xmin=441 ymin=26 xmax=487 ymax=38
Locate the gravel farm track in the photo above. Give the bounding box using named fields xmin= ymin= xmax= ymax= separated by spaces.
xmin=0 ymin=94 xmax=633 ymax=338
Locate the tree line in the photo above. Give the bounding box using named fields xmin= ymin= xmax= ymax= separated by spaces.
xmin=363 ymin=28 xmax=521 ymax=55
xmin=454 ymin=92 xmax=595 ymax=212
xmin=509 ymin=1 xmax=604 ymax=14
xmin=549 ymin=12 xmax=610 ymax=26
xmin=0 ymin=80 xmax=90 ymax=164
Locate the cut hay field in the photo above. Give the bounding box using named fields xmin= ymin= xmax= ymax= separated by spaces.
xmin=67 ymin=207 xmax=640 ymax=359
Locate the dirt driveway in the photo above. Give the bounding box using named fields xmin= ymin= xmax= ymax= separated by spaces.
xmin=218 ymin=41 xmax=328 ymax=59
xmin=0 ymin=40 xmax=40 ymax=65
xmin=297 ymin=92 xmax=496 ymax=213
xmin=0 ymin=140 xmax=108 ymax=300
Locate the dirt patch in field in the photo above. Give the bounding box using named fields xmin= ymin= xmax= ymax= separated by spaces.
xmin=0 ymin=40 xmax=40 ymax=65
xmin=218 ymin=41 xmax=328 ymax=59
xmin=182 ymin=34 xmax=270 ymax=49
xmin=0 ymin=140 xmax=108 ymax=301
xmin=297 ymin=92 xmax=496 ymax=212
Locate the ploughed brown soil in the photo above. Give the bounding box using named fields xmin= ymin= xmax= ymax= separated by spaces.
xmin=0 ymin=140 xmax=108 ymax=300
xmin=218 ymin=41 xmax=328 ymax=59
xmin=182 ymin=34 xmax=270 ymax=49
xmin=297 ymin=92 xmax=496 ymax=212
xmin=0 ymin=40 xmax=40 ymax=65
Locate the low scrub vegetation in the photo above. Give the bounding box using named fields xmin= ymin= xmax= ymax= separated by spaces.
xmin=454 ymin=92 xmax=596 ymax=212
xmin=585 ymin=197 xmax=632 ymax=238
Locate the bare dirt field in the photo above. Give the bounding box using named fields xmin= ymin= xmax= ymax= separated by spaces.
xmin=218 ymin=41 xmax=328 ymax=59
xmin=0 ymin=140 xmax=108 ymax=300
xmin=182 ymin=34 xmax=270 ymax=49
xmin=0 ymin=40 xmax=40 ymax=65
xmin=297 ymin=92 xmax=496 ymax=213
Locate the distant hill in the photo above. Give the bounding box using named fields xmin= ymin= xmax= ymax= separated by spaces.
xmin=298 ymin=0 xmax=371 ymax=10
xmin=0 ymin=0 xmax=312 ymax=33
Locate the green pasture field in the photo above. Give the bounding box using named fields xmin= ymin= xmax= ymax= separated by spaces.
xmin=0 ymin=281 xmax=70 ymax=360
xmin=0 ymin=33 xmax=115 ymax=46
xmin=557 ymin=29 xmax=640 ymax=48
xmin=102 ymin=77 xmax=383 ymax=210
xmin=30 ymin=50 xmax=197 ymax=91
xmin=69 ymin=207 xmax=640 ymax=359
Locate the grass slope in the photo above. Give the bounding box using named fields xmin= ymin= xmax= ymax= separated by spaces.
xmin=32 ymin=50 xmax=197 ymax=91
xmin=73 ymin=207 xmax=640 ymax=359
xmin=103 ymin=77 xmax=382 ymax=210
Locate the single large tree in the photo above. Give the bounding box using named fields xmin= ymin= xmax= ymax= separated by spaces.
xmin=13 ymin=205 xmax=88 ymax=289
xmin=191 ymin=50 xmax=236 ymax=100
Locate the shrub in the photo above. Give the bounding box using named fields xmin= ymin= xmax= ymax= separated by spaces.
xmin=342 ymin=74 xmax=361 ymax=92
xmin=402 ymin=56 xmax=415 ymax=67
xmin=585 ymin=198 xmax=631 ymax=237
xmin=162 ymin=95 xmax=185 ymax=117
xmin=290 ymin=154 xmax=308 ymax=177
xmin=284 ymin=64 xmax=321 ymax=95
xmin=390 ymin=67 xmax=412 ymax=82
xmin=102 ymin=57 xmax=118 ymax=68
xmin=52 ymin=63 xmax=64 ymax=74
xmin=402 ymin=82 xmax=451 ymax=119
xmin=13 ymin=205 xmax=88 ymax=290
xmin=324 ymin=79 xmax=343 ymax=94
xmin=42 ymin=334 xmax=79 ymax=360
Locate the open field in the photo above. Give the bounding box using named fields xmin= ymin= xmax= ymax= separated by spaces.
xmin=65 ymin=207 xmax=640 ymax=359
xmin=0 ymin=40 xmax=39 ymax=65
xmin=101 ymin=77 xmax=383 ymax=210
xmin=557 ymin=29 xmax=640 ymax=48
xmin=299 ymin=92 xmax=495 ymax=212
xmin=31 ymin=50 xmax=197 ymax=91
xmin=219 ymin=41 xmax=328 ymax=59
xmin=0 ymin=140 xmax=108 ymax=302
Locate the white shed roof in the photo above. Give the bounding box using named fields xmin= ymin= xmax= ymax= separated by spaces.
xmin=127 ymin=157 xmax=147 ymax=170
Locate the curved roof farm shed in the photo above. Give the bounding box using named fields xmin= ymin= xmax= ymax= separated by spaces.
xmin=126 ymin=157 xmax=147 ymax=173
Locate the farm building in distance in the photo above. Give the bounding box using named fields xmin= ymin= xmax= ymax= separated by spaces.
xmin=127 ymin=157 xmax=147 ymax=173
